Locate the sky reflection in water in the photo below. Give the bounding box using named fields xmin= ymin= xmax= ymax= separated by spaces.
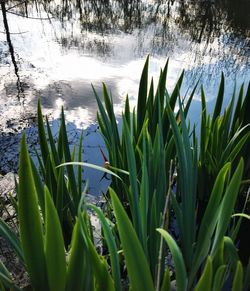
xmin=0 ymin=0 xmax=249 ymax=129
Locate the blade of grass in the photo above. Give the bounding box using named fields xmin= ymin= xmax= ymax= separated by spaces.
xmin=232 ymin=213 xmax=250 ymax=220
xmin=60 ymin=107 xmax=78 ymax=207
xmin=212 ymin=73 xmax=224 ymax=123
xmin=232 ymin=261 xmax=243 ymax=291
xmin=46 ymin=116 xmax=60 ymax=167
xmin=18 ymin=134 xmax=49 ymax=291
xmin=37 ymin=99 xmax=50 ymax=166
xmin=58 ymin=161 xmax=122 ymax=181
xmin=111 ymin=189 xmax=155 ymax=291
xmin=160 ymin=267 xmax=171 ymax=291
xmin=157 ymin=229 xmax=187 ymax=291
xmin=88 ymin=204 xmax=122 ymax=291
xmin=211 ymin=158 xmax=244 ymax=256
xmin=194 ymin=257 xmax=212 ymax=291
xmin=66 ymin=218 xmax=92 ymax=291
xmin=123 ymin=116 xmax=142 ymax=241
xmin=213 ymin=265 xmax=226 ymax=291
xmin=44 ymin=186 xmax=66 ymax=291
xmin=190 ymin=163 xmax=231 ymax=285
xmin=137 ymin=55 xmax=149 ymax=136
xmin=78 ymin=131 xmax=83 ymax=196
xmin=0 ymin=220 xmax=24 ymax=264
xmin=77 ymin=203 xmax=115 ymax=291
xmin=30 ymin=158 xmax=45 ymax=217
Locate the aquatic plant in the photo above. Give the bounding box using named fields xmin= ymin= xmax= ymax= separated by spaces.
xmin=198 ymin=76 xmax=250 ymax=205
xmin=95 ymin=57 xmax=250 ymax=282
xmin=0 ymin=58 xmax=249 ymax=290
xmin=0 ymin=120 xmax=248 ymax=290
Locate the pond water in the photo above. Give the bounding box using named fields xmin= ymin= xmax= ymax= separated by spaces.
xmin=0 ymin=0 xmax=249 ymax=127
xmin=0 ymin=0 xmax=249 ymax=193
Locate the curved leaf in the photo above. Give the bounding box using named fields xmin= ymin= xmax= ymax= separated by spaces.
xmin=157 ymin=228 xmax=187 ymax=291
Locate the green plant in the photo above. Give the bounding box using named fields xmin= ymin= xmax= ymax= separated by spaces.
xmin=198 ymin=78 xmax=250 ymax=203
xmin=36 ymin=100 xmax=82 ymax=245
xmin=94 ymin=57 xmax=196 ymax=204
xmin=0 ymin=58 xmax=249 ymax=291
xmin=197 ymin=79 xmax=250 ymax=268
xmin=94 ymin=58 xmax=198 ymax=281
xmin=95 ymin=58 xmax=250 ymax=283
xmin=0 ymin=135 xmax=119 ymax=291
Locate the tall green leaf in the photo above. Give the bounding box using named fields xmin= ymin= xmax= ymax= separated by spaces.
xmin=232 ymin=261 xmax=243 ymax=291
xmin=190 ymin=163 xmax=231 ymax=285
xmin=44 ymin=186 xmax=66 ymax=291
xmin=122 ymin=116 xmax=142 ymax=240
xmin=18 ymin=134 xmax=49 ymax=291
xmin=66 ymin=219 xmax=92 ymax=291
xmin=194 ymin=257 xmax=212 ymax=291
xmin=37 ymin=99 xmax=50 ymax=166
xmin=211 ymin=158 xmax=244 ymax=255
xmin=111 ymin=189 xmax=155 ymax=291
xmin=60 ymin=107 xmax=78 ymax=209
xmin=89 ymin=204 xmax=121 ymax=291
xmin=212 ymin=73 xmax=224 ymax=123
xmin=213 ymin=265 xmax=226 ymax=291
xmin=137 ymin=56 xmax=149 ymax=136
xmin=157 ymin=229 xmax=187 ymax=291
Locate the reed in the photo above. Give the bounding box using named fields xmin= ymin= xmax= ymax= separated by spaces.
xmin=0 ymin=57 xmax=249 ymax=290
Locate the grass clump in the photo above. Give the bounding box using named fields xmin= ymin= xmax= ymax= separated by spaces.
xmin=0 ymin=57 xmax=249 ymax=290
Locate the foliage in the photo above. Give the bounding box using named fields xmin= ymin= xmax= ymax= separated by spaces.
xmin=94 ymin=57 xmax=195 ymax=204
xmin=94 ymin=57 xmax=197 ymax=280
xmin=0 ymin=58 xmax=249 ymax=290
xmin=198 ymin=78 xmax=250 ymax=203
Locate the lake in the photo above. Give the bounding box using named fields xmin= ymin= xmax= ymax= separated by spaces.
xmin=0 ymin=0 xmax=249 ymax=191
xmin=0 ymin=0 xmax=249 ymax=127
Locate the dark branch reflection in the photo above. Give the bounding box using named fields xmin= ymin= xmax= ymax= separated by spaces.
xmin=3 ymin=0 xmax=249 ymax=48
xmin=1 ymin=0 xmax=249 ymax=92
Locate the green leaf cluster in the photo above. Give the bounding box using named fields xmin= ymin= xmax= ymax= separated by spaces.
xmin=0 ymin=57 xmax=249 ymax=291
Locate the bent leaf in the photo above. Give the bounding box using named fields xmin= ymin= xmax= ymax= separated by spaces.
xmin=157 ymin=228 xmax=187 ymax=291
xmin=111 ymin=189 xmax=154 ymax=291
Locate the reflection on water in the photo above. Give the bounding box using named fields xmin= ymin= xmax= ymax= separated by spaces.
xmin=0 ymin=0 xmax=249 ymax=129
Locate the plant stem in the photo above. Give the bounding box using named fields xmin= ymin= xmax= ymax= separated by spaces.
xmin=156 ymin=160 xmax=173 ymax=291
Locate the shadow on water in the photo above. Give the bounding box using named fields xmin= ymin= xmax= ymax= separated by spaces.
xmin=29 ymin=78 xmax=122 ymax=111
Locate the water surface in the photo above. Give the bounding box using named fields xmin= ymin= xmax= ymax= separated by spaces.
xmin=0 ymin=0 xmax=249 ymax=187
xmin=0 ymin=0 xmax=249 ymax=129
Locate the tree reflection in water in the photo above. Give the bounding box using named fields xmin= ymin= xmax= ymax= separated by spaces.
xmin=0 ymin=0 xmax=249 ymax=107
xmin=3 ymin=0 xmax=249 ymax=55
